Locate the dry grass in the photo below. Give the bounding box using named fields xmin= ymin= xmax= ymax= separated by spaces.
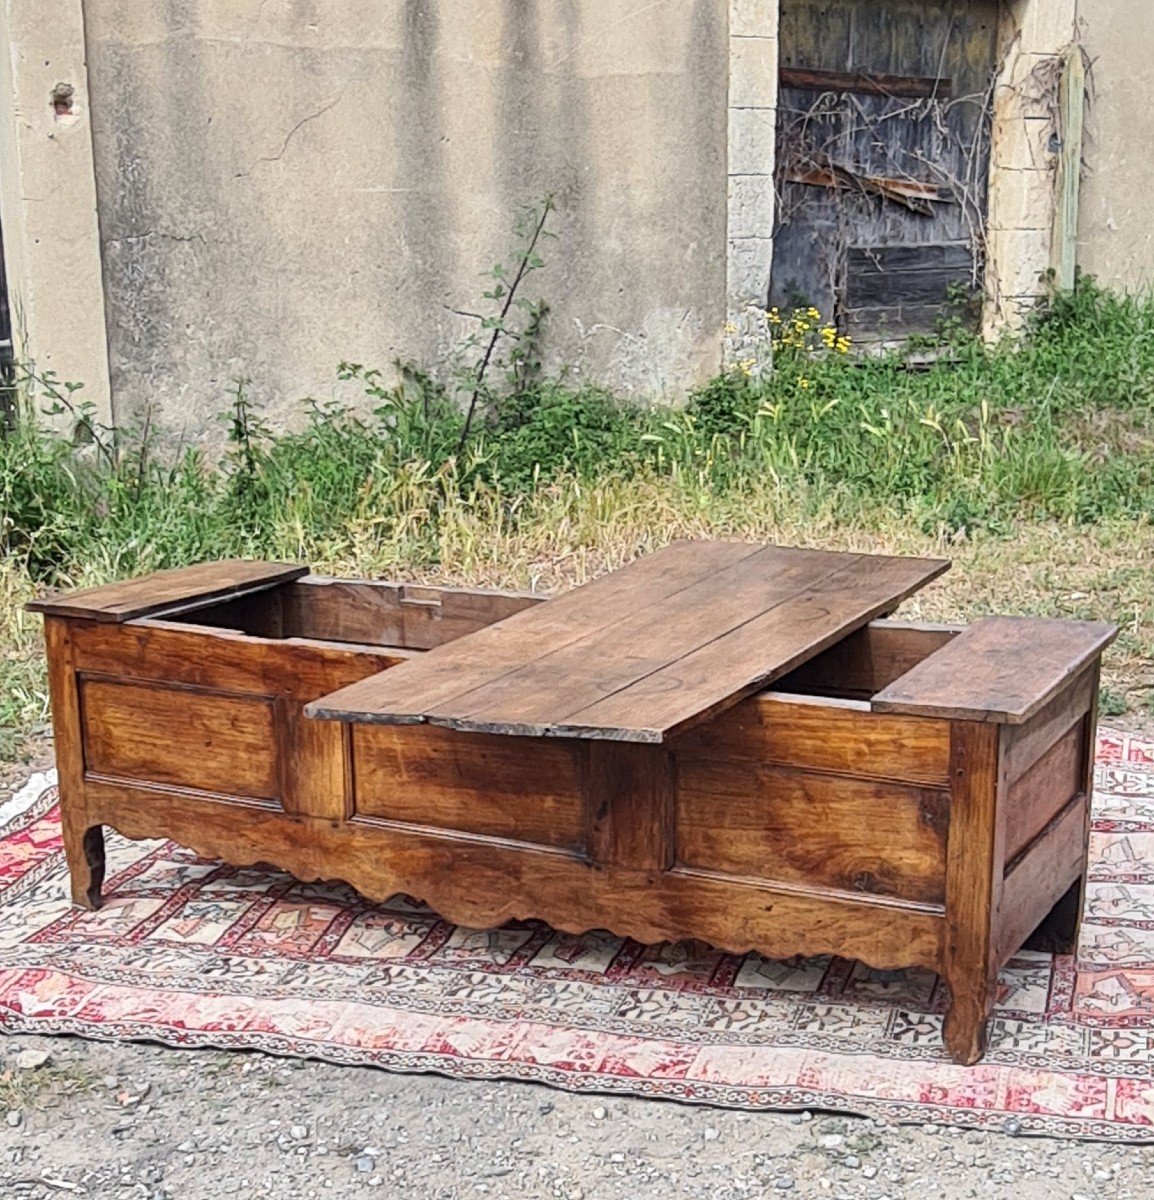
xmin=0 ymin=564 xmax=51 ymax=761
xmin=0 ymin=1058 xmax=100 ymax=1115
xmin=5 ymin=474 xmax=1153 ymax=762
xmin=310 ymin=476 xmax=1154 ymax=707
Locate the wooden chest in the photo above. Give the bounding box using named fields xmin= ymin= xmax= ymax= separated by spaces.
xmin=30 ymin=545 xmax=1116 ymax=1065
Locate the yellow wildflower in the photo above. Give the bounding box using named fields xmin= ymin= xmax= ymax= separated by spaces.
xmin=724 ymin=322 xmax=738 ymax=335
xmin=797 ymin=377 xmax=811 ymax=389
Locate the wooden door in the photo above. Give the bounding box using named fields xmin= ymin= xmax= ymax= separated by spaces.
xmin=771 ymin=0 xmax=1001 ymax=339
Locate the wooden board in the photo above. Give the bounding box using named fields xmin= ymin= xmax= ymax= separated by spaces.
xmin=675 ymin=759 xmax=948 ymax=903
xmin=27 ymin=560 xmax=306 ymax=623
xmin=674 ymin=692 xmax=952 ymax=789
xmin=995 ymin=793 xmax=1089 ymax=967
xmin=846 ymin=244 xmax=974 ymax=309
xmin=872 ymin=616 xmax=1117 ymax=724
xmin=351 ymin=724 xmax=584 ymax=849
xmin=770 ymin=620 xmax=961 ymax=701
xmin=81 ymin=677 xmax=279 ymax=804
xmin=80 ymin=778 xmax=947 ymax=972
xmin=308 ymin=541 xmax=948 ymax=743
xmin=1004 ymin=719 xmax=1086 ymax=863
xmin=70 ymin=619 xmax=407 ymax=701
xmin=279 ymin=578 xmax=543 ymax=650
xmin=778 ymin=66 xmax=952 ymax=99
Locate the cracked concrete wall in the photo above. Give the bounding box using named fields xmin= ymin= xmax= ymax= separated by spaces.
xmin=81 ymin=0 xmax=728 ymax=436
xmin=1076 ymin=0 xmax=1154 ymax=292
xmin=0 ymin=0 xmax=111 ymax=422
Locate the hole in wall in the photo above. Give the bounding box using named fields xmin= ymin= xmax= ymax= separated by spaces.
xmin=51 ymin=82 xmax=77 ymax=121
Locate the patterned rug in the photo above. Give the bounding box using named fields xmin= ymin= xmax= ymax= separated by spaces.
xmin=2 ymin=732 xmax=1154 ymax=1142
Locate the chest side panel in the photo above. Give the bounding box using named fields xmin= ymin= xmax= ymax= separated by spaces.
xmin=349 ymin=724 xmax=586 ymax=852
xmin=672 ymin=694 xmax=951 ymax=904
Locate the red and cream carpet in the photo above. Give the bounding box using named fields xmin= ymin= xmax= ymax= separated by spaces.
xmin=2 ymin=731 xmax=1153 ymax=1141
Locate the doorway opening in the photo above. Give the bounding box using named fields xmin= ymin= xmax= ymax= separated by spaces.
xmin=770 ymin=0 xmax=1001 ymax=342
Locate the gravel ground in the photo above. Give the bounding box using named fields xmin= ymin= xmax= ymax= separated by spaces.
xmin=0 ymin=1031 xmax=1149 ymax=1200
xmin=2 ymin=732 xmax=1153 ymax=1199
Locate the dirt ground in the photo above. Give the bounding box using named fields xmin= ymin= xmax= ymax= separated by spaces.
xmin=0 ymin=1031 xmax=1150 ymax=1200
xmin=2 ymin=733 xmax=1152 ymax=1200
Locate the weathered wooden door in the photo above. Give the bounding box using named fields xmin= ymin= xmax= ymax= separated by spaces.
xmin=771 ymin=0 xmax=1001 ymax=338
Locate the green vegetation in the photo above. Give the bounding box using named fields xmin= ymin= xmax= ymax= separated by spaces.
xmin=1 ymin=276 xmax=1153 ymax=757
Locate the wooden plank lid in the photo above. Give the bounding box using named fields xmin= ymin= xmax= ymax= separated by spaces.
xmin=307 ymin=540 xmax=949 ymax=744
xmin=872 ymin=615 xmax=1118 ymax=724
xmin=25 ymin=559 xmax=308 ymax=623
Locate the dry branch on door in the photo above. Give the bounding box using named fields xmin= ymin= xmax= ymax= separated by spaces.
xmin=780 ymin=67 xmax=953 ymax=100
xmin=772 ymin=0 xmax=998 ymax=336
xmin=785 ymin=151 xmax=952 ymax=216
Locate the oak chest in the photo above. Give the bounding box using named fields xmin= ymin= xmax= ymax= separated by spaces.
xmin=30 ymin=543 xmax=1116 ymax=1064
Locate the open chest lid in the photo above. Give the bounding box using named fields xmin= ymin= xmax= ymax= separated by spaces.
xmin=25 ymin=560 xmax=308 ymax=624
xmin=306 ymin=540 xmax=949 ymax=744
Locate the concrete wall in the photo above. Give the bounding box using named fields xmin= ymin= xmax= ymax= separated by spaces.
xmin=1077 ymin=0 xmax=1154 ymax=292
xmin=6 ymin=0 xmax=1152 ymax=441
xmin=984 ymin=0 xmax=1154 ymax=327
xmin=0 ymin=0 xmax=111 ymax=422
xmin=81 ymin=0 xmax=729 ymax=436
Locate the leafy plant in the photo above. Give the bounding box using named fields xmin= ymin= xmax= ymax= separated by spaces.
xmin=220 ymin=379 xmax=271 ymax=536
xmin=453 ymin=196 xmax=556 ymax=453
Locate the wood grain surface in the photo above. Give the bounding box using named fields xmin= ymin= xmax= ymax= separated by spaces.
xmin=774 ymin=620 xmax=961 ymax=700
xmin=1003 ymin=719 xmax=1085 ymax=864
xmin=70 ymin=619 xmax=406 ymax=701
xmin=872 ymin=616 xmax=1117 ymax=724
xmin=82 ymin=777 xmax=947 ymax=973
xmin=81 ymin=678 xmax=279 ymax=802
xmin=27 ymin=560 xmax=306 ymax=623
xmin=44 ymin=617 xmax=106 ymax=910
xmin=309 ymin=541 xmax=948 ymax=743
xmin=674 ymin=692 xmax=952 ymax=788
xmin=352 ymin=724 xmax=584 ymax=849
xmin=674 ymin=759 xmax=948 ymax=903
xmin=279 ymin=579 xmax=544 ymax=650
xmin=996 ymin=793 xmax=1089 ymax=967
xmin=941 ymin=721 xmax=1003 ymax=1066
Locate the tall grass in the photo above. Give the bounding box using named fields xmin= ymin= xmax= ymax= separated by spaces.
xmin=5 ymin=278 xmax=1154 ymax=583
xmin=2 ymin=277 xmax=1153 ymax=755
